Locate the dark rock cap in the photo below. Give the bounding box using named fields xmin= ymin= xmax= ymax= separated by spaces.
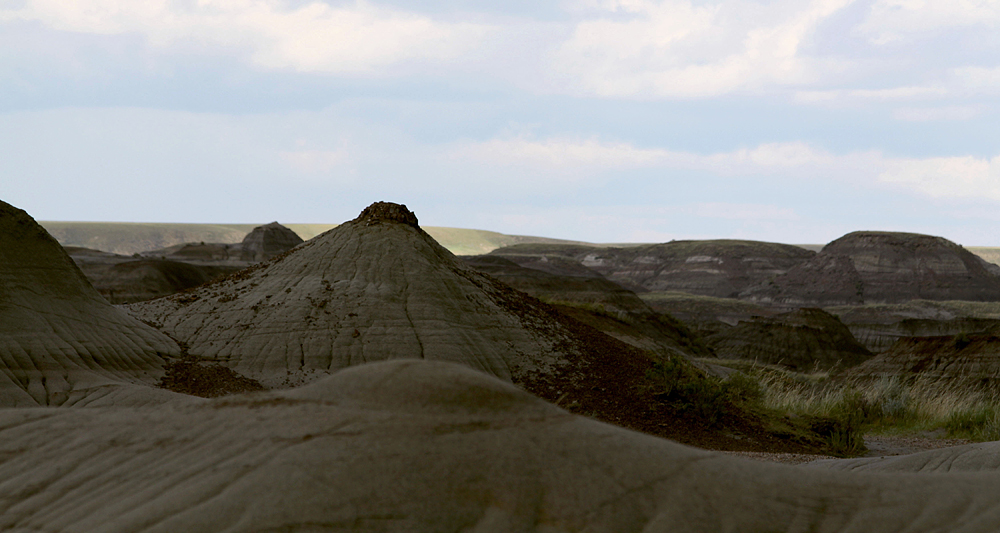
xmin=354 ymin=202 xmax=419 ymax=227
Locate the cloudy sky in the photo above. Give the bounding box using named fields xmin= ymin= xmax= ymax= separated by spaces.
xmin=2 ymin=0 xmax=999 ymax=244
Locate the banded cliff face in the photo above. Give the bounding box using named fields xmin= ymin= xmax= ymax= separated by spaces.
xmin=742 ymin=232 xmax=1000 ymax=307
xmin=849 ymin=334 xmax=1000 ymax=385
xmin=704 ymin=308 xmax=872 ymax=371
xmin=491 ymin=240 xmax=816 ymax=297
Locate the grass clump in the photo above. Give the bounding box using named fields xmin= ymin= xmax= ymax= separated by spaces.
xmin=710 ymin=357 xmax=1000 ymax=449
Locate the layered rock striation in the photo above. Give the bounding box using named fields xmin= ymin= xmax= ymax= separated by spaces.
xmin=704 ymin=308 xmax=872 ymax=371
xmin=742 ymin=231 xmax=1000 ymax=306
xmin=491 ymin=239 xmax=815 ymax=296
xmin=0 ymin=200 xmax=181 ymax=406
xmin=848 ymin=333 xmax=1000 ymax=385
xmin=464 ymin=255 xmax=714 ymax=359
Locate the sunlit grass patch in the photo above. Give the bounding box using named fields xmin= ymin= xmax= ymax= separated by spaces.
xmin=703 ymin=357 xmax=1000 ymax=444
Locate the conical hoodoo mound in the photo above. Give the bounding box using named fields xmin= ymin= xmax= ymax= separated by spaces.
xmin=130 ymin=202 xmax=749 ymax=445
xmin=0 ymin=200 xmax=181 ymax=407
xmin=128 ymin=201 xmax=578 ymax=388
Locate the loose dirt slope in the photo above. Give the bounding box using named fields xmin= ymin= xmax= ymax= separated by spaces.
xmin=4 ymin=359 xmax=1000 ymax=532
xmin=0 ymin=200 xmax=181 ymax=406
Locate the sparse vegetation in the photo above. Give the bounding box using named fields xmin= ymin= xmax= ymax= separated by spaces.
xmin=647 ymin=356 xmax=763 ymax=427
xmin=707 ymin=358 xmax=1000 ymax=446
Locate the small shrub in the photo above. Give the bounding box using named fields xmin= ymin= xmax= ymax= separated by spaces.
xmin=648 ymin=357 xmax=761 ymax=427
xmin=954 ymin=332 xmax=972 ymax=350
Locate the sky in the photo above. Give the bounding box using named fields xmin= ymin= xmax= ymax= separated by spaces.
xmin=2 ymin=0 xmax=999 ymax=245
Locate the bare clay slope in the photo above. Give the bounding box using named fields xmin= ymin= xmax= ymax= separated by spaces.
xmin=0 ymin=200 xmax=181 ymax=407
xmin=743 ymin=231 xmax=1000 ymax=306
xmin=6 ymin=360 xmax=1000 ymax=532
xmin=129 ymin=203 xmax=602 ymax=388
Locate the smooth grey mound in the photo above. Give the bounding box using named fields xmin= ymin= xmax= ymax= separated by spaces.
xmin=239 ymin=221 xmax=304 ymax=262
xmin=4 ymin=360 xmax=1000 ymax=531
xmin=0 ymin=200 xmax=182 ymax=407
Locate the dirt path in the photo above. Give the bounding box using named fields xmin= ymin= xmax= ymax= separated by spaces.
xmin=862 ymin=434 xmax=972 ymax=457
xmin=720 ymin=433 xmax=974 ymax=465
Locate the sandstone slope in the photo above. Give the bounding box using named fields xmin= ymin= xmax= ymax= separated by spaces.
xmin=129 ymin=203 xmax=815 ymax=447
xmin=0 ymin=200 xmax=181 ymax=407
xmin=810 ymin=441 xmax=1000 ymax=473
xmin=4 ymin=359 xmax=1000 ymax=532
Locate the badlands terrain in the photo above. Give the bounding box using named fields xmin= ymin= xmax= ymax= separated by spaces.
xmin=8 ymin=199 xmax=1000 ymax=530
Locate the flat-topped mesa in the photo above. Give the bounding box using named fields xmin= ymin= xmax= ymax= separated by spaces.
xmin=353 ymin=201 xmax=419 ymax=227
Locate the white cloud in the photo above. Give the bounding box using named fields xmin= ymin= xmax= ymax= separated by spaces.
xmin=279 ymin=149 xmax=352 ymax=174
xmin=878 ymin=155 xmax=1000 ymax=200
xmin=893 ymin=106 xmax=981 ymax=121
xmin=691 ymin=202 xmax=800 ymax=221
xmin=1 ymin=0 xmax=487 ymax=74
xmin=448 ymin=137 xmax=881 ymax=179
xmin=550 ymin=0 xmax=856 ymax=98
xmin=794 ymin=85 xmax=950 ymax=104
xmin=447 ymin=137 xmax=672 ymax=173
xmin=859 ymin=0 xmax=1000 ymax=44
xmin=952 ymin=66 xmax=1000 ymax=92
xmin=448 ymin=135 xmax=1000 ymax=207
